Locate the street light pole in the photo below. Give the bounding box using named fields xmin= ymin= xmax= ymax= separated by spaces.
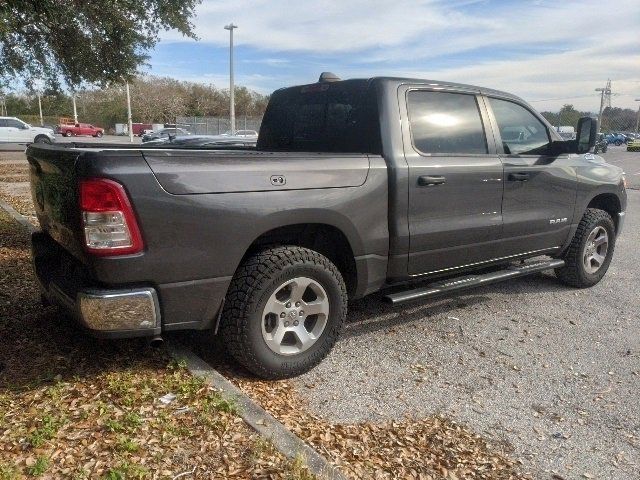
xmin=224 ymin=23 xmax=238 ymax=135
xmin=72 ymin=93 xmax=78 ymax=124
xmin=126 ymin=82 xmax=133 ymax=143
xmin=635 ymin=99 xmax=640 ymax=136
xmin=37 ymin=93 xmax=43 ymax=126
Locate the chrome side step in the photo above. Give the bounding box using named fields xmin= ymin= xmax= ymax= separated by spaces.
xmin=384 ymin=259 xmax=565 ymax=305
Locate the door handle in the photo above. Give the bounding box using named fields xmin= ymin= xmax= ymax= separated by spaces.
xmin=508 ymin=172 xmax=530 ymax=182
xmin=418 ymin=175 xmax=446 ymax=186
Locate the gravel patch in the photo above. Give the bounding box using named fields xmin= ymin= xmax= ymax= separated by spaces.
xmin=292 ymin=191 xmax=640 ymax=480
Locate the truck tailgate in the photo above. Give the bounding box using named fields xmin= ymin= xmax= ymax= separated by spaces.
xmin=27 ymin=145 xmax=84 ymax=259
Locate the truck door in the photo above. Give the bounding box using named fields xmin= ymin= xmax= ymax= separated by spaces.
xmin=400 ymin=87 xmax=504 ymax=275
xmin=5 ymin=118 xmax=31 ymax=142
xmin=484 ymin=96 xmax=576 ymax=255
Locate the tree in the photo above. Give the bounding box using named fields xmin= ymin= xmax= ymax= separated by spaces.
xmin=0 ymin=0 xmax=200 ymax=90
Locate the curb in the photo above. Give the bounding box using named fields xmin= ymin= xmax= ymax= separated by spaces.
xmin=166 ymin=342 xmax=347 ymax=480
xmin=0 ymin=198 xmax=36 ymax=233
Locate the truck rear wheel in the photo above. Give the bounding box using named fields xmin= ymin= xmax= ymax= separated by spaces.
xmin=556 ymin=208 xmax=616 ymax=288
xmin=220 ymin=246 xmax=347 ymax=379
xmin=64 ymin=131 xmax=73 ymax=137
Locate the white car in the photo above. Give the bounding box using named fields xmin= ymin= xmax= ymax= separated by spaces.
xmin=0 ymin=117 xmax=56 ymax=144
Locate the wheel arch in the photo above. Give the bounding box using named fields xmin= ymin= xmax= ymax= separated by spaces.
xmin=587 ymin=193 xmax=622 ymax=232
xmin=33 ymin=134 xmax=51 ymax=144
xmin=243 ymin=223 xmax=358 ymax=298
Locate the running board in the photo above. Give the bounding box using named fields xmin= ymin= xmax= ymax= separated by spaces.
xmin=384 ymin=259 xmax=566 ymax=305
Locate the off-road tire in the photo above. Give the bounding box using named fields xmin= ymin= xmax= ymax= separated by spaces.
xmin=220 ymin=246 xmax=347 ymax=379
xmin=556 ymin=208 xmax=616 ymax=288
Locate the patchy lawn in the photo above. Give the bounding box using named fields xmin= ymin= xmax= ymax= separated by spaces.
xmin=0 ymin=209 xmax=312 ymax=479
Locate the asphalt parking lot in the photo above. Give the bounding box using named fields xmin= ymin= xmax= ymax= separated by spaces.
xmin=293 ymin=189 xmax=639 ymax=478
xmin=602 ymin=145 xmax=640 ymax=189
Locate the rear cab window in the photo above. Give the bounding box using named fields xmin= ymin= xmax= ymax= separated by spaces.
xmin=257 ymin=79 xmax=381 ymax=154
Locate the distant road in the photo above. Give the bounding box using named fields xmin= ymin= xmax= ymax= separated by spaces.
xmin=0 ymin=134 xmax=142 ymax=151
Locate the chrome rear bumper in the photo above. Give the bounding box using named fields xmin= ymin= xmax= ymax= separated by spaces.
xmin=45 ymin=283 xmax=161 ymax=338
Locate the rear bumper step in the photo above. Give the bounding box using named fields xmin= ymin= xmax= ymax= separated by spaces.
xmin=384 ymin=259 xmax=565 ymax=305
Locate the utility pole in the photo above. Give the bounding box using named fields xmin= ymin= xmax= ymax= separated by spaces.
xmin=595 ymin=79 xmax=611 ymax=134
xmin=37 ymin=93 xmax=43 ymax=126
xmin=224 ymin=23 xmax=238 ymax=135
xmin=72 ymin=93 xmax=78 ymax=123
xmin=635 ymin=99 xmax=640 ymax=136
xmin=126 ymin=82 xmax=133 ymax=143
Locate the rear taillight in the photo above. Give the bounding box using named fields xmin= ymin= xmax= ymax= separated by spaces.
xmin=79 ymin=178 xmax=144 ymax=256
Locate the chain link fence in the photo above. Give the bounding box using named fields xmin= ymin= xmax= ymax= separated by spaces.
xmin=541 ymin=106 xmax=640 ymax=141
xmin=176 ymin=116 xmax=263 ymax=135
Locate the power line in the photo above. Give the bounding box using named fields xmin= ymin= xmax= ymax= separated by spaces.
xmin=529 ymin=94 xmax=599 ymax=103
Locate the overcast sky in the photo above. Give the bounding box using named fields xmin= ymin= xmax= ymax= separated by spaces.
xmin=150 ymin=0 xmax=640 ymax=112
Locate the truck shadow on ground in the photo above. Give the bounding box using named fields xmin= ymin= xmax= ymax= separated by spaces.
xmin=183 ymin=271 xmax=569 ymax=381
xmin=0 ymin=233 xmax=167 ymax=393
xmin=340 ymin=271 xmax=567 ymax=341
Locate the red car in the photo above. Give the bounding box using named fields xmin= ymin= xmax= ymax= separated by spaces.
xmin=58 ymin=123 xmax=104 ymax=137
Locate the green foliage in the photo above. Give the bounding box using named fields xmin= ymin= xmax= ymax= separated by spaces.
xmin=0 ymin=0 xmax=200 ymax=89
xmin=541 ymin=103 xmax=638 ymax=133
xmin=103 ymin=461 xmax=148 ymax=480
xmin=116 ymin=435 xmax=140 ymax=453
xmin=1 ymin=75 xmax=269 ymax=129
xmin=27 ymin=415 xmax=65 ymax=448
xmin=26 ymin=456 xmax=49 ymax=477
xmin=0 ymin=464 xmax=19 ymax=480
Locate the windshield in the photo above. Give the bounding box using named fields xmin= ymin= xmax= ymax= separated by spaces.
xmin=257 ymin=79 xmax=381 ymax=153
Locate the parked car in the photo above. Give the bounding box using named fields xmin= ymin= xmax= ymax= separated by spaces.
xmin=27 ymin=74 xmax=626 ymax=379
xmin=222 ymin=129 xmax=259 ymax=138
xmin=605 ymin=133 xmax=627 ymax=146
xmin=627 ymin=138 xmax=640 ymax=152
xmin=593 ymin=133 xmax=608 ymax=153
xmin=141 ymin=127 xmax=191 ymax=142
xmin=0 ymin=117 xmax=56 ymax=144
xmin=143 ymin=134 xmax=257 ymax=148
xmin=58 ymin=123 xmax=104 ymax=137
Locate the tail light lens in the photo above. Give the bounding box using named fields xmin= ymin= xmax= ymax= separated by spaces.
xmin=79 ymin=178 xmax=144 ymax=256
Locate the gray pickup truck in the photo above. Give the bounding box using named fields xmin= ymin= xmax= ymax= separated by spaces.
xmin=28 ymin=74 xmax=627 ymax=378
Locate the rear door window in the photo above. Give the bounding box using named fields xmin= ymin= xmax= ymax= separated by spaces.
xmin=5 ymin=119 xmax=24 ymax=128
xmin=488 ymin=97 xmax=551 ymax=155
xmin=407 ymin=90 xmax=488 ymax=155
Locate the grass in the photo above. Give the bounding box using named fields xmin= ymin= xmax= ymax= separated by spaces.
xmin=26 ymin=457 xmax=49 ymax=477
xmin=27 ymin=414 xmax=66 ymax=448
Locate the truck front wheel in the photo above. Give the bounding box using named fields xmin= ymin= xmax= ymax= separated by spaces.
xmin=220 ymin=246 xmax=347 ymax=379
xmin=556 ymin=208 xmax=616 ymax=288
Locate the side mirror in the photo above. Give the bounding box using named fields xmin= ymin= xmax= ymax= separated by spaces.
xmin=576 ymin=116 xmax=597 ymax=153
xmin=21 ymin=123 xmax=30 ymax=130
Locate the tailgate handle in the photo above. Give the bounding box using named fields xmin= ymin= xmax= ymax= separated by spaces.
xmin=418 ymin=175 xmax=446 ymax=186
